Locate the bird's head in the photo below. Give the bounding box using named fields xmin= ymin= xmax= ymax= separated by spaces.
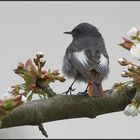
xmin=64 ymin=23 xmax=101 ymax=39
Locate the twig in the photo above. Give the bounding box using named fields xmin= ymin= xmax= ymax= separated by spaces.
xmin=38 ymin=123 xmax=48 ymax=138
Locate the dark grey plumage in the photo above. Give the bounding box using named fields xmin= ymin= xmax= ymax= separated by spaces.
xmin=62 ymin=23 xmax=109 ymax=96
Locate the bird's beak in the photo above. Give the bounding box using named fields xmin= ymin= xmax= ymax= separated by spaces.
xmin=63 ymin=31 xmax=72 ymax=34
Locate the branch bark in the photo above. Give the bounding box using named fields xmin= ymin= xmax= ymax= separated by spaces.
xmin=0 ymin=86 xmax=136 ymax=129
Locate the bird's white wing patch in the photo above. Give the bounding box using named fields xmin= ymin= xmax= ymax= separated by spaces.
xmin=96 ymin=53 xmax=109 ymax=73
xmin=71 ymin=51 xmax=109 ymax=74
xmin=73 ymin=51 xmax=88 ymax=67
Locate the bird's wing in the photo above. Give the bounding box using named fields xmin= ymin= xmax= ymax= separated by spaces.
xmin=68 ymin=39 xmax=109 ymax=75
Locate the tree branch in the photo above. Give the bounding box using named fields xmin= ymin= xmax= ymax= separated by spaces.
xmin=0 ymin=86 xmax=136 ymax=130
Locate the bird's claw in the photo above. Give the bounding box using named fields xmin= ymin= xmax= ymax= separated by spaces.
xmin=62 ymin=87 xmax=76 ymax=95
xmin=71 ymin=88 xmax=76 ymax=92
xmin=92 ymin=95 xmax=100 ymax=98
xmin=78 ymin=90 xmax=88 ymax=96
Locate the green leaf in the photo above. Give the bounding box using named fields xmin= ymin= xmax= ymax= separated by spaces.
xmin=3 ymin=100 xmax=14 ymax=111
xmin=27 ymin=92 xmax=34 ymax=101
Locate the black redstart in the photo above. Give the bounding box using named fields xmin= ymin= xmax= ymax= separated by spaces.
xmin=62 ymin=23 xmax=109 ymax=97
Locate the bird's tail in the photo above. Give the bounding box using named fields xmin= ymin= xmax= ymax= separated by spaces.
xmin=88 ymin=81 xmax=104 ymax=97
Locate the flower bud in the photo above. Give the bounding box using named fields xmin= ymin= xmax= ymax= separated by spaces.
xmin=31 ymin=84 xmax=36 ymax=89
xmin=128 ymin=64 xmax=135 ymax=72
xmin=121 ymin=71 xmax=128 ymax=77
xmin=40 ymin=58 xmax=45 ymax=63
xmin=40 ymin=58 xmax=46 ymax=67
xmin=36 ymin=51 xmax=44 ymax=58
xmin=58 ymin=76 xmax=66 ymax=82
xmin=119 ymin=38 xmax=134 ymax=50
xmin=33 ymin=58 xmax=38 ymax=65
xmin=52 ymin=70 xmax=59 ymax=76
xmin=17 ymin=63 xmax=25 ymax=70
xmin=118 ymin=58 xmax=129 ymax=66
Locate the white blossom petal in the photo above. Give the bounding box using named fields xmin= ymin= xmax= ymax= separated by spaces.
xmin=121 ymin=71 xmax=126 ymax=75
xmin=130 ymin=44 xmax=140 ymax=60
xmin=121 ymin=71 xmax=128 ymax=77
xmin=19 ymin=89 xmax=25 ymax=94
xmin=36 ymin=51 xmax=43 ymax=56
xmin=118 ymin=58 xmax=125 ymax=62
xmin=129 ymin=105 xmax=138 ymax=117
xmin=128 ymin=64 xmax=133 ymax=69
xmin=8 ymin=87 xmax=13 ymax=94
xmin=127 ymin=27 xmax=138 ymax=38
xmin=21 ymin=95 xmax=27 ymax=102
xmin=40 ymin=58 xmax=46 ymax=63
xmin=36 ymin=51 xmax=44 ymax=58
xmin=123 ymin=105 xmax=131 ymax=116
xmin=123 ymin=104 xmax=139 ymax=117
xmin=117 ymin=58 xmax=127 ymax=65
xmin=138 ymin=107 xmax=140 ymax=114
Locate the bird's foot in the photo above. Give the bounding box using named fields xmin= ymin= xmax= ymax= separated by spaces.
xmin=100 ymin=91 xmax=106 ymax=98
xmin=92 ymin=95 xmax=100 ymax=98
xmin=62 ymin=86 xmax=76 ymax=95
xmin=78 ymin=89 xmax=88 ymax=96
xmin=92 ymin=92 xmax=106 ymax=98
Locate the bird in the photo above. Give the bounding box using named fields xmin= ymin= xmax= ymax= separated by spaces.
xmin=62 ymin=23 xmax=109 ymax=97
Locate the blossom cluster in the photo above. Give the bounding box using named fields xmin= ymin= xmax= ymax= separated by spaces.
xmin=119 ymin=27 xmax=140 ymax=59
xmin=118 ymin=27 xmax=140 ymax=117
xmin=118 ymin=28 xmax=140 ymax=84
xmin=124 ymin=104 xmax=140 ymax=117
xmin=0 ymin=92 xmax=27 ymax=121
xmin=117 ymin=57 xmax=140 ymax=83
xmin=13 ymin=51 xmax=66 ymax=100
xmin=0 ymin=51 xmax=66 ymax=121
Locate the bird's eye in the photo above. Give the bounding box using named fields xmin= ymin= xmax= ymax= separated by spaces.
xmin=72 ymin=29 xmax=84 ymax=36
xmin=77 ymin=29 xmax=83 ymax=34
